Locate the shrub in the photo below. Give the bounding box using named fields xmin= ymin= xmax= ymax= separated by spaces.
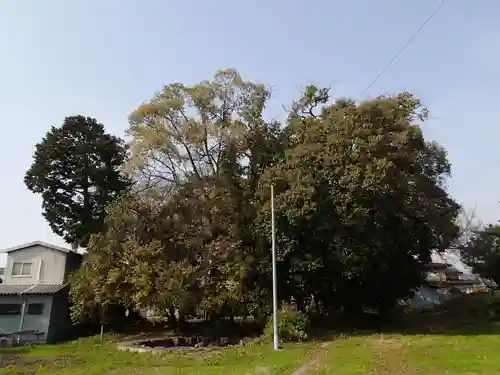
xmin=263 ymin=304 xmax=309 ymax=343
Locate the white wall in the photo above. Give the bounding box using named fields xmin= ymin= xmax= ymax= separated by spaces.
xmin=4 ymin=246 xmax=66 ymax=285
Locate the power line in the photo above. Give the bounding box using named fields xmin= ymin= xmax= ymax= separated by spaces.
xmin=364 ymin=0 xmax=449 ymax=93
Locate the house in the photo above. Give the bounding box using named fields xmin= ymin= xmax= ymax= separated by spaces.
xmin=407 ymin=262 xmax=486 ymax=309
xmin=0 ymin=241 xmax=82 ymax=344
xmin=424 ymin=262 xmax=486 ymax=294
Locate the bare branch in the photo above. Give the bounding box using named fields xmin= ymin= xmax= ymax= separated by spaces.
xmin=449 ymin=206 xmax=482 ymax=251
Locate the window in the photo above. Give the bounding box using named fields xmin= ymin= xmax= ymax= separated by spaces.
xmin=0 ymin=304 xmax=21 ymax=315
xmin=27 ymin=303 xmax=44 ymax=315
xmin=11 ymin=262 xmax=32 ymax=277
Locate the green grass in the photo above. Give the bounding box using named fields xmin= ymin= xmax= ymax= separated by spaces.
xmin=5 ymin=292 xmax=500 ymax=375
xmin=314 ymin=332 xmax=500 ymax=374
xmin=3 ymin=332 xmax=500 ymax=374
xmin=5 ymin=332 xmax=500 ymax=375
xmin=0 ymin=335 xmax=315 ymax=375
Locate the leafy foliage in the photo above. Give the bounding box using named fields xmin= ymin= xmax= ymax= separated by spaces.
xmin=461 ymin=224 xmax=500 ymax=289
xmin=25 ymin=116 xmax=130 ymax=247
xmin=126 ymin=68 xmax=281 ymax=190
xmin=69 ymin=70 xmax=461 ymax=327
xmin=256 ymin=89 xmax=460 ymax=314
xmin=263 ymin=304 xmax=309 ymax=342
xmin=70 ymin=185 xmax=256 ymax=324
xmin=73 ymin=69 xmax=280 ymax=322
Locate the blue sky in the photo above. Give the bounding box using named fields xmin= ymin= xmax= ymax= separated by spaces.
xmin=0 ymin=0 xmax=499 ymax=260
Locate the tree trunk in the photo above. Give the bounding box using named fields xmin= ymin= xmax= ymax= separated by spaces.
xmin=311 ymin=293 xmax=321 ymax=315
xmin=167 ymin=309 xmax=178 ymax=328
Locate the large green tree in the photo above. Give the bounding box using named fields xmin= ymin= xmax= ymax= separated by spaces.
xmin=70 ymin=71 xmax=461 ymax=325
xmin=25 ymin=115 xmax=130 ymax=247
xmin=70 ymin=185 xmax=256 ymax=325
xmin=72 ymin=70 xmax=278 ymax=322
xmin=125 ymin=69 xmax=282 ymax=318
xmin=69 ymin=193 xmax=163 ymax=323
xmin=256 ymin=88 xmax=460 ymax=315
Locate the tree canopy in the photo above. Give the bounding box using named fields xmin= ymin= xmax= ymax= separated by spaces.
xmin=256 ymin=89 xmax=460 ymax=314
xmin=69 ymin=69 xmax=461 ymax=324
xmin=461 ymin=224 xmax=500 ymax=289
xmin=25 ymin=115 xmax=130 ymax=247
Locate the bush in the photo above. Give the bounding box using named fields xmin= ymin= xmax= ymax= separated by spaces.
xmin=263 ymin=304 xmax=309 ymax=342
xmin=432 ymin=292 xmax=497 ymax=320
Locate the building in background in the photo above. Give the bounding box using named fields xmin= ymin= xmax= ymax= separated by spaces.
xmin=406 ymin=262 xmax=486 ymax=309
xmin=0 ymin=241 xmax=82 ymax=344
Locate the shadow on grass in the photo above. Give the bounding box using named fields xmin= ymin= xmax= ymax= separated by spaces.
xmin=0 ymin=353 xmax=84 ymax=371
xmin=308 ymin=293 xmax=500 ymax=340
xmin=0 ymin=347 xmax=72 ymax=370
xmin=101 ymin=293 xmax=500 ymax=344
xmin=307 ymin=321 xmax=500 ymax=342
xmin=0 ymin=347 xmax=31 ymax=355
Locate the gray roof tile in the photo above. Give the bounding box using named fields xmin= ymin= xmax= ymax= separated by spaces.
xmin=0 ymin=284 xmax=68 ymax=296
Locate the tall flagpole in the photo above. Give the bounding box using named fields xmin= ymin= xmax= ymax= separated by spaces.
xmin=271 ymin=184 xmax=279 ymax=350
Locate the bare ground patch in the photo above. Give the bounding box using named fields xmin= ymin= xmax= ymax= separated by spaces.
xmin=290 ymin=342 xmax=332 ymax=375
xmin=367 ymin=336 xmax=416 ymax=375
xmin=0 ymin=354 xmax=85 ymax=374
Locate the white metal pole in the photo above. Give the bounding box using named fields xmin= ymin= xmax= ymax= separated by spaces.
xmin=100 ymin=307 xmax=105 ymax=341
xmin=271 ymin=184 xmax=279 ymax=350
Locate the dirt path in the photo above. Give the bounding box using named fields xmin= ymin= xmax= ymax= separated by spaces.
xmin=289 ymin=342 xmax=331 ymax=375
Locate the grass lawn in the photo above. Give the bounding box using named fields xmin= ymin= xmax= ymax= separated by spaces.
xmin=4 ymin=332 xmax=500 ymax=375
xmin=3 ymin=332 xmax=500 ymax=374
xmin=315 ymin=331 xmax=500 ymax=374
xmin=4 ymin=292 xmax=500 ymax=375
xmin=0 ymin=335 xmax=315 ymax=375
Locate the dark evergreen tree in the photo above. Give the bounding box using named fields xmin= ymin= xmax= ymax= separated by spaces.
xmin=25 ymin=115 xmax=130 ymax=247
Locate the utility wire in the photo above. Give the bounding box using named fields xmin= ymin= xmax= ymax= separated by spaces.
xmin=364 ymin=0 xmax=449 ymax=93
